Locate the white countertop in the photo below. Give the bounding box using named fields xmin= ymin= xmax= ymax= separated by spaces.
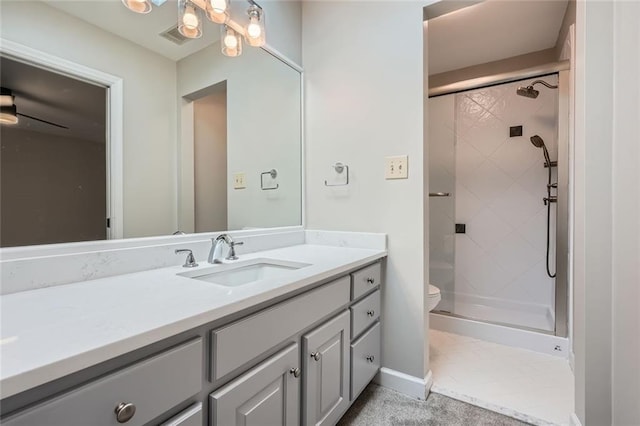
xmin=0 ymin=244 xmax=386 ymax=399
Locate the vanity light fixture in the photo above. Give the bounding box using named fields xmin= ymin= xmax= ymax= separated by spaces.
xmin=0 ymin=105 xmax=18 ymax=125
xmin=179 ymin=0 xmax=203 ymax=39
xmin=121 ymin=0 xmax=265 ymax=57
xmin=121 ymin=0 xmax=152 ymax=14
xmin=0 ymin=88 xmax=18 ymax=125
xmin=221 ymin=25 xmax=242 ymax=57
xmin=245 ymin=4 xmax=265 ymax=47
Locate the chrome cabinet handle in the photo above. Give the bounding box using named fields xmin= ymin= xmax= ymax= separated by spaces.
xmin=366 ymin=355 xmax=375 ymax=363
xmin=366 ymin=277 xmax=375 ymax=284
xmin=289 ymin=367 xmax=301 ymax=378
xmin=429 ymin=192 xmax=450 ymax=197
xmin=366 ymin=310 xmax=375 ymax=317
xmin=115 ymin=402 xmax=136 ymax=423
xmin=310 ymin=352 xmax=321 ymax=361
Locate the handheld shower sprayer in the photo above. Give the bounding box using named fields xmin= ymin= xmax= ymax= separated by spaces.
xmin=530 ymin=134 xmax=557 ymax=278
xmin=530 ymin=135 xmax=551 ymax=168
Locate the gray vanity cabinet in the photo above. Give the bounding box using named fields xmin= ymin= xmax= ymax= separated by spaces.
xmin=209 ymin=343 xmax=300 ymax=426
xmin=1 ymin=260 xmax=384 ymax=426
xmin=302 ymin=310 xmax=351 ymax=426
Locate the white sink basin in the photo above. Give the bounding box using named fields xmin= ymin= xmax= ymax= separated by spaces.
xmin=178 ymin=258 xmax=310 ymax=287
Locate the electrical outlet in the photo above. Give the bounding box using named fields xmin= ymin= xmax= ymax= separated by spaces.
xmin=385 ymin=155 xmax=408 ymax=179
xmin=233 ymin=172 xmax=246 ymax=189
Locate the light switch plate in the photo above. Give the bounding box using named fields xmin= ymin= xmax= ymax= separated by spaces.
xmin=385 ymin=155 xmax=408 ymax=179
xmin=233 ymin=172 xmax=246 ymax=189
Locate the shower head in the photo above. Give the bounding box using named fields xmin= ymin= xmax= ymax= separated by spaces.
xmin=516 ymin=79 xmax=558 ymax=99
xmin=530 ymin=135 xmax=545 ymax=148
xmin=517 ymin=85 xmax=539 ymax=99
xmin=530 ymin=135 xmax=551 ymax=167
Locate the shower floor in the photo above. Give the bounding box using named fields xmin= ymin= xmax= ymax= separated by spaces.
xmin=435 ymin=292 xmax=554 ymax=332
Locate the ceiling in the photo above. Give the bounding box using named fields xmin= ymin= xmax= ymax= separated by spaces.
xmin=427 ymin=0 xmax=569 ymax=75
xmin=47 ymin=0 xmax=234 ymax=61
xmin=1 ymin=57 xmax=106 ymax=143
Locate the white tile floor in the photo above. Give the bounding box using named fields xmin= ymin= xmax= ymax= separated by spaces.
xmin=429 ymin=329 xmax=574 ymax=426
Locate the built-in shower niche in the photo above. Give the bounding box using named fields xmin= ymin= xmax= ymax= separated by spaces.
xmin=428 ymin=76 xmax=561 ymax=334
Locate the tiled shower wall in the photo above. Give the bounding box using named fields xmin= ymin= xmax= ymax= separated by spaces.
xmin=430 ymin=76 xmax=559 ymax=329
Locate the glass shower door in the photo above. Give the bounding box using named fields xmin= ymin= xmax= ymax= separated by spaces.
xmin=428 ymin=94 xmax=456 ymax=313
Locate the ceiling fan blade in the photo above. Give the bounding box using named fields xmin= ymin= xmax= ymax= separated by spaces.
xmin=16 ymin=113 xmax=69 ymax=129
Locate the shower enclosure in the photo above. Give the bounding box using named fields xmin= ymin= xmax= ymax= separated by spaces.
xmin=428 ymin=71 xmax=569 ymax=338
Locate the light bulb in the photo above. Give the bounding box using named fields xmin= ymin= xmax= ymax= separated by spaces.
xmin=122 ymin=0 xmax=151 ymax=14
xmin=210 ymin=0 xmax=227 ymax=13
xmin=224 ymin=33 xmax=238 ymax=49
xmin=247 ymin=19 xmax=262 ymax=39
xmin=183 ymin=5 xmax=198 ymax=29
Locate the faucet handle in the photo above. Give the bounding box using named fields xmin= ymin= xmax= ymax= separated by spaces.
xmin=226 ymin=241 xmax=244 ymax=261
xmin=175 ymin=249 xmax=198 ymax=268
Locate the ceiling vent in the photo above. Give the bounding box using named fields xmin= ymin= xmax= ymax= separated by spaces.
xmin=159 ymin=26 xmax=192 ymax=45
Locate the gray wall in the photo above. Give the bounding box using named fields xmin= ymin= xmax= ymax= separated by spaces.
xmin=573 ymin=0 xmax=640 ymax=424
xmin=303 ymin=1 xmax=429 ymax=381
xmin=0 ymin=127 xmax=106 ymax=247
xmin=194 ymin=86 xmax=228 ymax=233
xmin=555 ymin=0 xmax=576 ymax=59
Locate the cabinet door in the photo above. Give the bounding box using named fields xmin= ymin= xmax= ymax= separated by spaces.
xmin=209 ymin=343 xmax=300 ymax=426
xmin=303 ymin=310 xmax=350 ymax=426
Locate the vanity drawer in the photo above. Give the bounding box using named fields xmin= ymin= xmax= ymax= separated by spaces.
xmin=160 ymin=403 xmax=202 ymax=426
xmin=3 ymin=339 xmax=203 ymax=426
xmin=351 ymin=263 xmax=381 ymax=300
xmin=211 ymin=276 xmax=350 ymax=381
xmin=350 ymin=322 xmax=381 ymax=401
xmin=350 ymin=289 xmax=380 ymax=339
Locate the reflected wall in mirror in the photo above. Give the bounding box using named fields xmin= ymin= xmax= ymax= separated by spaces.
xmin=0 ymin=0 xmax=302 ymax=248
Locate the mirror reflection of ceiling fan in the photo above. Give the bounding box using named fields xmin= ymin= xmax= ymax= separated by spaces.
xmin=0 ymin=87 xmax=69 ymax=129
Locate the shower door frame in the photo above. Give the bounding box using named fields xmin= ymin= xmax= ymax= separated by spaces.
xmin=428 ymin=61 xmax=571 ymax=338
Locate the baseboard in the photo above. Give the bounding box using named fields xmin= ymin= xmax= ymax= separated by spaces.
xmin=374 ymin=367 xmax=432 ymax=400
xmin=569 ymin=413 xmax=582 ymax=426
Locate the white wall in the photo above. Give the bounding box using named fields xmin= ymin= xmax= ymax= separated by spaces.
xmin=0 ymin=1 xmax=178 ymax=239
xmin=194 ymin=87 xmax=228 ymax=232
xmin=573 ymin=1 xmax=640 ymax=424
xmin=177 ymin=44 xmax=302 ymax=231
xmin=303 ymin=1 xmax=428 ymax=381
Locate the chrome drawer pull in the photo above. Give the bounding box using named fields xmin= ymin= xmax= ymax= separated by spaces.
xmin=289 ymin=367 xmax=301 ymax=378
xmin=366 ymin=277 xmax=375 ymax=284
xmin=115 ymin=402 xmax=136 ymax=423
xmin=366 ymin=355 xmax=375 ymax=363
xmin=366 ymin=310 xmax=375 ymax=317
xmin=310 ymin=352 xmax=321 ymax=361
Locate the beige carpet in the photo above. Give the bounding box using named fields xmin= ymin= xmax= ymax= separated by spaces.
xmin=338 ymin=384 xmax=532 ymax=426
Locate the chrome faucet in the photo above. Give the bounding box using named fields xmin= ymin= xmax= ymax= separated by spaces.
xmin=208 ymin=234 xmax=244 ymax=264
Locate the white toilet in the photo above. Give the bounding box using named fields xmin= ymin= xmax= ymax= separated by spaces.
xmin=426 ymin=284 xmax=441 ymax=312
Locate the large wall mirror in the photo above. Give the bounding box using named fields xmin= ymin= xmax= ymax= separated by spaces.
xmin=0 ymin=0 xmax=302 ymax=248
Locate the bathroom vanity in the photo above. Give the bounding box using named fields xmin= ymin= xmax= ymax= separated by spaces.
xmin=0 ymin=239 xmax=385 ymax=426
